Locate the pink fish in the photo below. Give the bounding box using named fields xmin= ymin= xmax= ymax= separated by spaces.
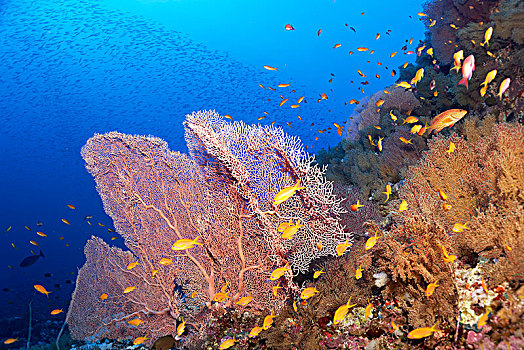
xmin=497 ymin=78 xmax=511 ymax=99
xmin=285 ymin=24 xmax=295 ymax=31
xmin=457 ymin=55 xmax=475 ymax=90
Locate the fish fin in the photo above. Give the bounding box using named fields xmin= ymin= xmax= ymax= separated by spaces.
xmin=458 ymin=77 xmax=468 ymax=90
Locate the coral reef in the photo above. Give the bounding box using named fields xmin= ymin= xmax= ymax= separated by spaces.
xmin=68 ymin=110 xmax=350 ymax=346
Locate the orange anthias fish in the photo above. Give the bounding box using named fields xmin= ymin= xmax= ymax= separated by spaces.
xmin=281 ymin=220 xmax=303 ymax=239
xmin=457 ymin=55 xmax=475 ymax=90
xmin=336 ymin=239 xmax=352 ymax=256
xmin=273 ymin=180 xmax=305 ymax=205
xmin=350 ymin=200 xmax=364 ymax=212
xmin=123 ymin=286 xmax=136 ymax=294
xmin=365 ymin=301 xmax=373 ymax=319
xmin=133 ymin=336 xmax=148 ymax=345
xmin=50 ymin=309 xmax=63 ymax=315
xmin=365 ymin=231 xmax=381 ymax=250
xmin=235 ymin=296 xmax=254 ymax=306
xmin=300 ymin=287 xmax=320 ymax=300
xmin=440 ymin=245 xmax=457 ymax=263
xmin=334 ymin=123 xmax=344 ymax=136
xmin=264 ymin=65 xmax=278 ymax=71
xmin=128 ymin=318 xmax=142 ymax=326
xmin=270 ymin=263 xmax=292 ymax=281
xmin=171 ymin=236 xmax=202 ymax=251
xmin=34 ymin=284 xmax=51 ymax=297
xmin=100 ymin=293 xmax=108 ymax=300
xmin=4 ymin=338 xmax=18 ymax=344
xmin=426 ymin=279 xmax=440 ymax=297
xmin=249 ymin=326 xmax=263 ymax=338
xmin=177 ymin=318 xmax=186 ymax=336
xmin=428 ymin=109 xmax=468 ymax=134
xmin=333 ymin=296 xmax=357 ymax=324
xmin=262 ymin=310 xmax=278 ymax=329
xmin=219 ymin=337 xmax=236 ymax=350
xmin=407 ymin=321 xmax=440 ymax=339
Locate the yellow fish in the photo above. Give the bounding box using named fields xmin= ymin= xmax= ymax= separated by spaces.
xmin=249 ymin=326 xmax=263 ymax=338
xmin=293 ymin=301 xmax=298 ymax=312
xmin=133 ymin=336 xmax=148 ymax=345
xmin=333 ymin=296 xmax=357 ymax=324
xmin=281 ymin=220 xmax=304 ymax=240
xmin=273 ymin=180 xmax=305 ymax=205
xmin=177 ymin=318 xmax=186 ymax=336
xmin=279 ymin=98 xmax=289 ymax=107
xmin=126 ymin=261 xmax=139 ymax=270
xmin=452 ymin=50 xmax=464 ymax=72
xmin=440 ymin=245 xmax=457 ymax=263
xmin=128 ymin=318 xmax=142 ymax=326
xmin=262 ymin=310 xmax=278 ymax=329
xmin=365 ymin=232 xmax=381 ymax=250
xmin=452 ymin=222 xmax=469 ymax=233
xmin=123 ymin=286 xmax=136 ymax=294
xmin=377 ymin=136 xmax=384 ymax=152
xmin=395 ymin=81 xmax=412 ymax=89
xmin=407 ymin=321 xmax=440 ymax=339
xmin=446 ymin=141 xmax=456 ymax=155
xmin=272 ymin=283 xmax=282 ymax=296
xmin=336 ymin=239 xmax=352 ymax=256
xmin=375 ymin=99 xmax=385 ymax=107
xmin=368 ymin=135 xmax=376 ymax=146
xmin=61 ymin=219 xmax=71 ymax=226
xmin=34 ymin=284 xmax=50 ymax=297
xmin=235 ymin=296 xmax=253 ymax=306
xmin=300 ymin=287 xmax=319 ymax=300
xmin=270 ymin=263 xmax=292 ymax=281
xmin=355 ymin=266 xmax=363 ymax=279
xmin=478 ymin=310 xmax=490 ymax=328
xmin=389 ymin=110 xmax=397 ymax=121
xmin=410 ymin=124 xmax=422 ymax=134
xmin=483 ymin=27 xmax=493 ymax=46
xmin=427 ymin=48 xmax=433 ymax=57
xmin=100 ymin=293 xmax=108 ymax=300
xmin=214 ymin=290 xmax=230 ymax=302
xmin=171 ymin=236 xmax=202 ymax=251
xmin=425 ymin=279 xmax=440 ymax=297
xmin=481 ymin=69 xmax=497 ymax=87
xmin=365 ymin=301 xmax=373 ymax=319
xmin=398 ymin=199 xmax=408 ymax=211
xmin=159 ymin=258 xmax=173 ymax=265
xmin=402 ymin=116 xmax=418 ymax=124
xmin=264 ymin=65 xmax=278 ymax=71
xmin=382 ymin=184 xmax=391 ymax=203
xmin=313 ymin=268 xmax=325 ymax=279
xmin=36 ymin=231 xmax=47 ymax=237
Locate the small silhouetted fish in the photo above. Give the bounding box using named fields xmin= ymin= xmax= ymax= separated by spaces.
xmin=36 ymin=221 xmax=43 ymax=226
xmin=2 ymin=288 xmax=10 ymax=292
xmin=20 ymin=250 xmax=45 ymax=267
xmin=44 ymin=273 xmax=53 ymax=277
xmin=85 ymin=215 xmax=93 ymax=220
xmin=54 ymin=284 xmax=61 ymax=288
xmin=65 ymin=280 xmax=72 ymax=284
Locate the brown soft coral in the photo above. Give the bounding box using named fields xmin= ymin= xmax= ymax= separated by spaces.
xmin=367 ymin=122 xmax=524 ymax=330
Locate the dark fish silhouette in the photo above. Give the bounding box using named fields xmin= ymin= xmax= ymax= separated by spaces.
xmin=19 ymin=250 xmax=45 ymax=267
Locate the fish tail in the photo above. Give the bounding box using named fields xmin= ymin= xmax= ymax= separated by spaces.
xmin=40 ymin=250 xmax=45 ymax=258
xmin=458 ymin=77 xmax=468 ymax=90
xmin=193 ymin=235 xmax=203 ymax=245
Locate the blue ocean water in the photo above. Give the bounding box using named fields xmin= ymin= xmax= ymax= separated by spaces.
xmin=0 ymin=0 xmax=424 ymax=346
